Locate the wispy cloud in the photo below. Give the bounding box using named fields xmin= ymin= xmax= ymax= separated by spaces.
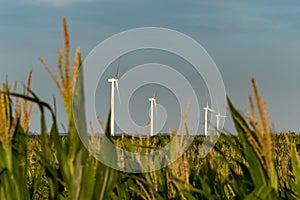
xmin=32 ymin=0 xmax=96 ymax=6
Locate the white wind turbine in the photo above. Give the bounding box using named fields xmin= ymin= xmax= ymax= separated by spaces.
xmin=203 ymin=103 xmax=216 ymax=136
xmin=148 ymin=94 xmax=157 ymax=136
xmin=107 ymin=67 xmax=120 ymax=136
xmin=216 ymin=113 xmax=226 ymax=135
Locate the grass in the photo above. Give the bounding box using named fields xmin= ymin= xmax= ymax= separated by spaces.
xmin=0 ymin=18 xmax=299 ymax=199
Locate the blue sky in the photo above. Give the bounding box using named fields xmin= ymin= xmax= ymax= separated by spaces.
xmin=0 ymin=0 xmax=299 ymax=133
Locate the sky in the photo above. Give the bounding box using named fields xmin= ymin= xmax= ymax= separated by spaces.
xmin=0 ymin=0 xmax=299 ymax=134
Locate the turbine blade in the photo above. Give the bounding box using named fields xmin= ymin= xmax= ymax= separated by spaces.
xmin=153 ymin=91 xmax=157 ymax=99
xmin=115 ymin=58 xmax=120 ymax=79
xmin=208 ymin=108 xmax=216 ymax=113
xmin=154 ymin=99 xmax=158 ymax=114
xmin=116 ymin=81 xmax=121 ymax=103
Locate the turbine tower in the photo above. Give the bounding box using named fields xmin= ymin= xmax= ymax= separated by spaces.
xmin=108 ymin=69 xmax=120 ymax=136
xmin=203 ymin=103 xmax=216 ymax=136
xmin=148 ymin=95 xmax=157 ymax=136
xmin=216 ymin=113 xmax=226 ymax=135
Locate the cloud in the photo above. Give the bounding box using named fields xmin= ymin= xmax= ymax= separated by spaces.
xmin=27 ymin=0 xmax=94 ymax=6
xmin=3 ymin=0 xmax=133 ymax=6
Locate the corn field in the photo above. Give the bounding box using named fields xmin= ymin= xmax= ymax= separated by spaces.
xmin=0 ymin=19 xmax=299 ymax=200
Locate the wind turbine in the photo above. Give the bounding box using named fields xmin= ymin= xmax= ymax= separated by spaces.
xmin=108 ymin=66 xmax=120 ymax=136
xmin=148 ymin=94 xmax=157 ymax=136
xmin=216 ymin=113 xmax=226 ymax=135
xmin=203 ymin=103 xmax=216 ymax=136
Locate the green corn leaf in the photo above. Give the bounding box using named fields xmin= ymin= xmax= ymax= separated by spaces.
xmin=289 ymin=142 xmax=300 ymax=197
xmin=227 ymin=98 xmax=277 ymax=199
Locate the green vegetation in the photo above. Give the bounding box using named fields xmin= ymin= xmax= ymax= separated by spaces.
xmin=0 ymin=19 xmax=299 ymax=199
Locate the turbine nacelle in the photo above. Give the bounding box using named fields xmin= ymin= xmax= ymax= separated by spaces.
xmin=108 ymin=78 xmax=118 ymax=83
xmin=148 ymin=97 xmax=156 ymax=102
xmin=203 ymin=104 xmax=216 ymax=113
xmin=216 ymin=113 xmax=226 ymax=118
